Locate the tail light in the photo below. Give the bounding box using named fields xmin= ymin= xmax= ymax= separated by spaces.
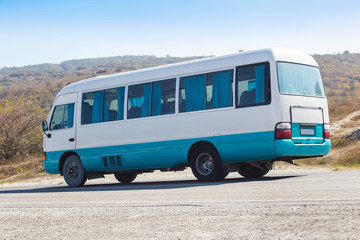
xmin=323 ymin=124 xmax=330 ymax=139
xmin=275 ymin=122 xmax=292 ymax=139
xmin=43 ymin=152 xmax=46 ymax=161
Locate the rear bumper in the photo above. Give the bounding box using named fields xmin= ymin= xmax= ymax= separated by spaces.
xmin=275 ymin=139 xmax=331 ymax=158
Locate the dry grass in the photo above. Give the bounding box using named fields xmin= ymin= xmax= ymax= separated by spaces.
xmin=329 ymin=98 xmax=360 ymax=122
xmin=330 ymin=136 xmax=354 ymax=148
xmin=351 ymin=114 xmax=360 ymax=121
xmin=298 ymin=141 xmax=360 ymax=169
xmin=0 ymin=156 xmax=45 ymax=184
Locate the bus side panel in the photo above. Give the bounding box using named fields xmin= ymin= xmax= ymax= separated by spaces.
xmin=44 ymin=150 xmax=65 ymax=174
xmin=122 ymin=139 xmax=188 ymax=169
xmin=176 ymin=105 xmax=277 ymax=164
xmin=217 ymin=131 xmax=276 ymax=163
xmin=76 ymin=139 xmax=189 ymax=172
xmin=75 ymin=130 xmax=276 ymax=173
xmin=45 ymin=130 xmax=277 ymax=175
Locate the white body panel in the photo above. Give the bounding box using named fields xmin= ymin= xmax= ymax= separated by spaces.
xmin=43 ymin=48 xmax=329 ymax=157
xmin=45 ymin=93 xmax=77 ymax=152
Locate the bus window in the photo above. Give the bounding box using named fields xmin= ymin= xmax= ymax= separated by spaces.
xmin=104 ymin=87 xmax=125 ymax=121
xmin=82 ymin=91 xmax=103 ymax=124
xmin=50 ymin=103 xmax=74 ymax=130
xmin=152 ymin=79 xmax=176 ymax=116
xmin=81 ymin=92 xmax=94 ymax=125
xmin=179 ymin=70 xmax=233 ymax=113
xmin=207 ymin=70 xmax=233 ymax=109
xmin=179 ymin=74 xmax=206 ymax=112
xmin=236 ymin=62 xmax=269 ymax=108
xmin=127 ymin=83 xmax=150 ymax=119
xmin=277 ymin=62 xmax=325 ymax=97
xmin=128 ymin=79 xmax=176 ymax=119
xmin=82 ymin=87 xmax=125 ymax=124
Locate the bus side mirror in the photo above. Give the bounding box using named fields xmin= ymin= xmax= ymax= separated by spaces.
xmin=42 ymin=121 xmax=51 ymax=138
xmin=42 ymin=121 xmax=48 ymax=132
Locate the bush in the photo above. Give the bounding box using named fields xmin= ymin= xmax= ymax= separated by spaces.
xmin=0 ymin=97 xmax=45 ymax=163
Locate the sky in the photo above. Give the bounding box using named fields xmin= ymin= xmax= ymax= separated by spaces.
xmin=0 ymin=0 xmax=359 ymax=68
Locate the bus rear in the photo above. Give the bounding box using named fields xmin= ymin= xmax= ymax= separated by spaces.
xmin=274 ymin=61 xmax=331 ymax=160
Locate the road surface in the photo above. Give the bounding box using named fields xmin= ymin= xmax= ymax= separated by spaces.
xmin=1 ymin=169 xmax=360 ymax=239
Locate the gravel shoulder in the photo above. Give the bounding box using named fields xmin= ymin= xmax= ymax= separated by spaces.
xmin=1 ymin=167 xmax=359 ymax=240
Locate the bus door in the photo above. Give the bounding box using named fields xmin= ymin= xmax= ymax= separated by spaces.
xmin=290 ymin=106 xmax=324 ymax=144
xmin=45 ymin=93 xmax=77 ymax=152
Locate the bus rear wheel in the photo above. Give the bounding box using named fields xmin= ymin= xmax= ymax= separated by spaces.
xmin=63 ymin=155 xmax=87 ymax=187
xmin=114 ymin=172 xmax=137 ymax=183
xmin=238 ymin=163 xmax=269 ymax=178
xmin=190 ymin=146 xmax=227 ymax=181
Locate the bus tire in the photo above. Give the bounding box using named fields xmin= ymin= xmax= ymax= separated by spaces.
xmin=114 ymin=172 xmax=137 ymax=183
xmin=238 ymin=163 xmax=269 ymax=178
xmin=63 ymin=155 xmax=87 ymax=187
xmin=190 ymin=146 xmax=227 ymax=181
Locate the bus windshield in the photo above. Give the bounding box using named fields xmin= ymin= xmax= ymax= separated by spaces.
xmin=277 ymin=62 xmax=325 ymax=97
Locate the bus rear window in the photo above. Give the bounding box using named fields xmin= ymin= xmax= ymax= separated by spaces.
xmin=277 ymin=62 xmax=325 ymax=97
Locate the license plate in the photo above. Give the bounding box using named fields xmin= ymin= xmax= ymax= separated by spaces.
xmin=300 ymin=129 xmax=315 ymax=136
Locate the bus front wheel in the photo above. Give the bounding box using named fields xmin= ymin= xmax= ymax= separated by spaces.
xmin=238 ymin=163 xmax=269 ymax=178
xmin=63 ymin=155 xmax=87 ymax=187
xmin=190 ymin=146 xmax=227 ymax=181
xmin=114 ymin=172 xmax=137 ymax=183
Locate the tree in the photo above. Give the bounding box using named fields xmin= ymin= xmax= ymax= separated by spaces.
xmin=0 ymin=97 xmax=45 ymax=163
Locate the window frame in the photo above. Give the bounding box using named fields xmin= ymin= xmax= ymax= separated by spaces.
xmin=276 ymin=61 xmax=326 ymax=98
xmin=49 ymin=103 xmax=75 ymax=131
xmin=178 ymin=68 xmax=234 ymax=114
xmin=81 ymin=86 xmax=126 ymax=125
xmin=127 ymin=78 xmax=176 ymax=120
xmin=235 ymin=61 xmax=271 ymax=109
xmin=151 ymin=78 xmax=177 ymax=116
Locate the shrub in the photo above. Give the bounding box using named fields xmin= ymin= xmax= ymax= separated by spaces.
xmin=0 ymin=97 xmax=45 ymax=163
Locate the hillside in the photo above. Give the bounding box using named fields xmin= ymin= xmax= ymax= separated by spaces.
xmin=0 ymin=55 xmax=203 ymax=90
xmin=1 ymin=52 xmax=360 ymax=117
xmin=314 ymin=53 xmax=360 ymax=121
xmin=0 ymin=55 xmax=203 ymax=109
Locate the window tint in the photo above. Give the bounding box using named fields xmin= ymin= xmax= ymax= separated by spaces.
xmin=128 ymin=79 xmax=176 ymax=119
xmin=81 ymin=92 xmax=94 ymax=124
xmin=81 ymin=87 xmax=125 ymax=125
xmin=128 ymin=83 xmax=150 ymax=119
xmin=236 ymin=62 xmax=270 ymax=108
xmin=179 ymin=74 xmax=206 ymax=112
xmin=152 ymin=79 xmax=176 ymax=116
xmin=50 ymin=103 xmax=74 ymax=130
xmin=104 ymin=88 xmax=125 ymax=122
xmin=179 ymin=70 xmax=233 ymax=113
xmin=208 ymin=70 xmax=233 ymax=109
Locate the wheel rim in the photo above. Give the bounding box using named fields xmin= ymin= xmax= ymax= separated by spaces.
xmin=67 ymin=162 xmax=79 ymax=180
xmin=196 ymin=153 xmax=214 ymax=175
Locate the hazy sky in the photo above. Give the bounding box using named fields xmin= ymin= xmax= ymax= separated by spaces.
xmin=0 ymin=0 xmax=359 ymax=68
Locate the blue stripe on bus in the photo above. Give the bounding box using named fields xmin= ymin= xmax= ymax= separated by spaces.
xmin=44 ymin=131 xmax=331 ymax=174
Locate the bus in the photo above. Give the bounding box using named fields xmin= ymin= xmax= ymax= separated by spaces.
xmin=42 ymin=48 xmax=331 ymax=187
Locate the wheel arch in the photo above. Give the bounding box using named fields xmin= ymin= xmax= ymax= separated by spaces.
xmin=187 ymin=141 xmax=221 ymax=164
xmin=59 ymin=151 xmax=81 ymax=176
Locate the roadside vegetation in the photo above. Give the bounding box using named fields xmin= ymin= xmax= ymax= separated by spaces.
xmin=0 ymin=52 xmax=359 ymax=182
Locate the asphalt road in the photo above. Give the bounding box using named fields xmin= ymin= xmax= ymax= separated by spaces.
xmin=1 ymin=170 xmax=360 ymax=239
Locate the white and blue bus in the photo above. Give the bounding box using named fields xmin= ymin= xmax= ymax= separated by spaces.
xmin=42 ymin=48 xmax=331 ymax=187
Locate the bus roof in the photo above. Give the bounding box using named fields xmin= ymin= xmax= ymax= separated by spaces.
xmin=57 ymin=48 xmax=318 ymax=96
